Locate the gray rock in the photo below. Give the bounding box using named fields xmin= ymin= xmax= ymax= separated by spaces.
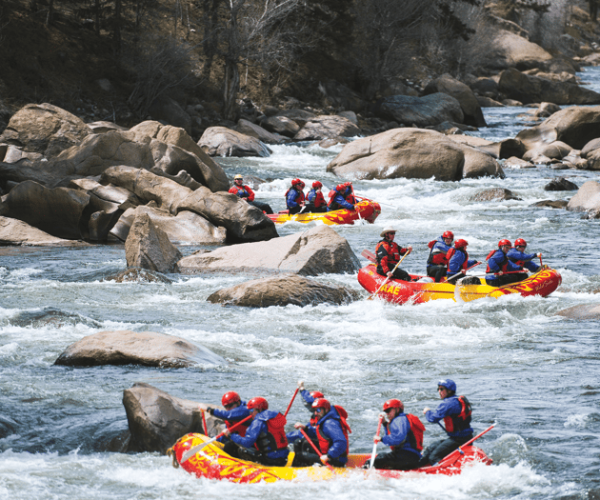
xmin=556 ymin=303 xmax=600 ymax=320
xmin=198 ymin=126 xmax=272 ymax=157
xmin=566 ymin=180 xmax=600 ymax=213
xmin=125 ymin=212 xmax=182 ymax=273
xmin=470 ymin=188 xmax=522 ymax=202
xmin=0 ymin=216 xmax=89 ymax=246
xmin=148 ymin=96 xmax=192 ymax=134
xmin=503 ymin=157 xmax=535 ymax=168
xmin=87 ymin=121 xmax=128 ymax=134
xmin=207 ymin=274 xmax=361 ymax=307
xmin=294 ymin=115 xmax=360 ymax=141
xmin=377 ymin=93 xmax=464 ymax=128
xmin=544 ymin=177 xmax=578 ymax=191
xmin=104 ymin=268 xmax=173 ymax=284
xmin=235 ymin=119 xmax=288 ymax=144
xmin=530 ymin=199 xmax=569 ymax=209
xmin=260 ymin=115 xmax=301 ymax=137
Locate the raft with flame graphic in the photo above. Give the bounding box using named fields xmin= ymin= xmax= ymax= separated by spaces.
xmin=358 ymin=264 xmax=561 ymax=304
xmin=266 ymin=198 xmax=381 ymax=225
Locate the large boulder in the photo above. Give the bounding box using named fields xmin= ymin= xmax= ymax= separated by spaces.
xmin=377 ymin=93 xmax=464 ymax=127
xmin=486 ymin=30 xmax=552 ymax=70
xmin=293 ymin=115 xmax=360 ymax=141
xmin=566 ymin=180 xmax=600 ymax=213
xmin=522 ymin=141 xmax=572 ymax=161
xmin=125 ymin=212 xmax=182 ymax=273
xmin=260 ymin=115 xmax=301 ymax=137
xmin=178 ymin=225 xmax=359 ymax=276
xmin=1 ymin=181 xmax=90 ymax=239
xmin=198 ymin=126 xmax=272 ymax=157
xmin=148 ymin=96 xmax=192 ymax=134
xmin=235 ymin=119 xmax=288 ymax=144
xmin=556 ymin=304 xmax=600 ymax=320
xmin=498 ymin=68 xmax=600 ymax=105
xmin=0 ymin=103 xmax=91 ymax=157
xmin=326 ymin=128 xmax=503 ymax=181
xmin=516 ymin=106 xmax=600 ymax=151
xmin=423 ymin=75 xmax=486 ymax=127
xmin=544 ymin=177 xmax=578 ymax=191
xmin=207 ymin=274 xmax=361 ymax=307
xmin=54 ymin=330 xmax=225 ymax=368
xmin=123 ymin=383 xmax=225 ymax=453
xmin=110 ymin=205 xmax=226 ymax=245
xmin=0 ymin=216 xmax=89 ymax=246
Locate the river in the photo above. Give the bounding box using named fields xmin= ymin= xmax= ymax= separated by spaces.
xmin=1 ymin=68 xmax=599 ymax=499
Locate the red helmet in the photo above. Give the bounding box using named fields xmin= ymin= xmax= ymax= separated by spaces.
xmin=336 ymin=184 xmax=345 ymax=192
xmin=514 ymin=238 xmax=527 ymax=248
xmin=343 ymin=182 xmax=352 ymax=188
xmin=383 ymin=398 xmax=404 ymax=412
xmin=498 ymin=239 xmax=512 ymax=248
xmin=442 ymin=231 xmax=454 ymax=240
xmin=292 ymin=178 xmax=304 ymax=188
xmin=455 ymin=239 xmax=468 ymax=249
xmin=221 ymin=391 xmax=241 ymax=407
xmin=312 ymin=181 xmax=323 ymax=189
xmin=247 ymin=397 xmax=268 ymax=412
xmin=312 ymin=398 xmax=331 ymax=413
xmin=310 ymin=391 xmax=324 ymax=399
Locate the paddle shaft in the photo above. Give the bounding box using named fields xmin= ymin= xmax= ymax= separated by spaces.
xmin=299 ymin=428 xmax=335 ymax=470
xmin=181 ymin=414 xmax=253 ymax=463
xmin=435 ymin=424 xmax=495 ymax=465
xmin=201 ymin=409 xmax=208 ymax=436
xmin=284 ymin=387 xmax=299 ymax=418
xmin=368 ymin=251 xmax=410 ymax=300
xmin=369 ymin=415 xmax=384 ymax=470
xmin=447 ymin=262 xmax=481 ymax=282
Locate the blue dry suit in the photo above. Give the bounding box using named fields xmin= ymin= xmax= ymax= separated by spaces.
xmin=382 ymin=413 xmax=421 ymax=456
xmin=286 ymin=187 xmax=304 ymax=209
xmin=427 ymin=237 xmax=452 ymax=268
xmin=425 ymin=396 xmax=473 ymax=438
xmin=447 ymin=249 xmax=477 ymax=276
xmin=330 ymin=188 xmax=354 ymax=210
xmin=310 ymin=408 xmax=348 ymax=463
xmin=507 ymin=248 xmax=540 ymax=272
xmin=212 ymin=402 xmax=250 ymax=443
xmin=286 ymin=423 xmax=317 ymax=443
xmin=230 ymin=410 xmax=289 ymax=459
xmin=486 ymin=249 xmax=512 ymax=280
xmin=301 ymin=389 xmax=316 ymax=408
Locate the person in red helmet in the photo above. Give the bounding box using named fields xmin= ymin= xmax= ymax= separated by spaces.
xmin=296 ymin=381 xmax=324 ymax=413
xmin=285 ymin=179 xmax=305 ymax=214
xmin=486 ymin=239 xmax=514 ymax=287
xmin=506 ymin=238 xmax=541 ymax=283
xmin=445 ymin=239 xmax=480 ymax=285
xmin=328 ymin=182 xmax=356 ymax=211
xmin=205 ymin=391 xmax=251 ymax=458
xmin=226 ymin=396 xmax=289 ymax=466
xmin=228 ymin=174 xmax=273 ymax=214
xmin=427 ymin=231 xmax=454 ymax=282
xmin=305 ymin=181 xmax=328 ymax=213
xmin=366 ymin=398 xmax=424 ymax=470
xmin=375 ymin=227 xmax=413 ymax=282
xmin=291 ymin=398 xmax=350 ymax=467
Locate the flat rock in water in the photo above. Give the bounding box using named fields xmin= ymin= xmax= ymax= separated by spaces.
xmin=530 ymin=200 xmax=569 ymax=209
xmin=178 ymin=225 xmax=359 ymax=276
xmin=207 ymin=274 xmax=361 ymax=307
xmin=544 ymin=177 xmax=578 ymax=191
xmin=0 ymin=216 xmax=88 ymax=246
xmin=122 ymin=382 xmax=226 ymax=453
xmin=556 ymin=304 xmax=600 ymax=320
xmin=504 ymin=157 xmax=535 ymax=168
xmin=470 ymin=188 xmax=522 ymax=202
xmin=103 ymin=267 xmax=173 ymax=284
xmin=54 ymin=330 xmax=225 ymax=368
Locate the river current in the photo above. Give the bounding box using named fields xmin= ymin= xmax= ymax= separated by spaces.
xmin=1 ymin=68 xmax=600 ymax=500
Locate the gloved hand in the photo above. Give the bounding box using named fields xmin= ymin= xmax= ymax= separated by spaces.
xmin=374 ymin=435 xmax=382 ymax=443
xmin=320 ymin=454 xmax=330 ymax=464
xmin=537 ymin=253 xmax=542 ymax=258
xmin=207 ymin=407 xmax=215 ymax=416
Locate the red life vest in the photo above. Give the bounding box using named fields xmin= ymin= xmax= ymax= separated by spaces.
xmin=376 ymin=240 xmax=405 ymax=274
xmin=485 ymin=250 xmax=509 ymax=274
xmin=316 ymin=405 xmax=351 ymax=455
xmin=443 ymin=396 xmax=472 ymax=434
xmin=428 ymin=240 xmax=449 ymax=266
xmin=254 ymin=412 xmax=288 ymax=452
xmin=224 ymin=418 xmax=251 ymax=437
xmin=386 ymin=414 xmax=425 ymax=452
xmin=446 ymin=248 xmax=469 ymax=272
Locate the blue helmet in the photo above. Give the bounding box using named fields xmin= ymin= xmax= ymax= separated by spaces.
xmin=438 ymin=379 xmax=456 ymax=393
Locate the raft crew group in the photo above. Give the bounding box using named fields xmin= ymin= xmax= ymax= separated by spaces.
xmin=376 ymin=227 xmax=543 ymax=287
xmin=204 ymin=379 xmax=472 ymax=470
xmin=229 ymin=175 xmax=359 ymax=215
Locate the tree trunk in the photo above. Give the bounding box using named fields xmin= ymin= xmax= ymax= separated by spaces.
xmin=201 ymin=0 xmax=220 ymax=79
xmin=95 ymin=0 xmax=100 ymax=35
xmin=114 ymin=0 xmax=122 ymax=55
xmin=45 ymin=0 xmax=53 ymax=26
xmin=223 ymin=58 xmax=240 ymax=121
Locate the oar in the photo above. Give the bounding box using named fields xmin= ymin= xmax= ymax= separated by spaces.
xmin=201 ymin=409 xmax=208 ymax=436
xmin=447 ymin=262 xmax=482 ymax=282
xmin=299 ymin=428 xmax=335 ymax=470
xmin=433 ymin=424 xmax=495 ymax=466
xmin=367 ymin=251 xmax=411 ymax=300
xmin=181 ymin=414 xmax=253 ymax=463
xmin=369 ymin=414 xmax=384 ymax=470
xmin=539 ymin=253 xmax=543 ymax=267
xmin=284 ymin=387 xmax=300 ymax=418
xmin=361 ymin=249 xmax=377 ymax=263
xmin=351 ymin=185 xmax=363 ymax=222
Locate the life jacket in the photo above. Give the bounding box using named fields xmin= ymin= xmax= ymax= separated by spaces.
xmin=316 ymin=405 xmax=351 ymax=455
xmin=254 ymin=412 xmax=288 ymax=453
xmin=232 ymin=186 xmax=250 ymax=198
xmin=485 ymin=249 xmax=508 ymax=274
xmin=328 ymin=188 xmax=353 ymax=210
xmin=442 ymin=396 xmax=472 ymax=434
xmin=224 ymin=417 xmax=251 ymax=437
xmin=446 ymin=247 xmax=469 ymax=273
xmin=386 ymin=414 xmax=425 ymax=452
xmin=427 ymin=239 xmax=449 ymax=266
xmin=307 ymin=189 xmax=326 ymax=208
xmin=285 ymin=188 xmax=304 ymax=208
xmin=376 ymin=240 xmax=402 ymax=274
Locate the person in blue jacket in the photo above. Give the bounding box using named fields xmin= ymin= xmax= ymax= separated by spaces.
xmin=291 ymin=398 xmax=349 ymax=467
xmin=367 ymin=399 xmax=423 ymax=470
xmin=420 ymin=379 xmax=473 ymax=466
xmin=427 ymin=231 xmax=454 ymax=282
xmin=206 ymin=391 xmax=251 ymax=458
xmin=227 ymin=397 xmax=289 ymax=466
xmin=506 ymin=238 xmax=541 ymax=283
xmin=446 ymin=239 xmax=480 ymax=285
xmin=485 ymin=239 xmax=513 ymax=287
xmin=328 ymin=182 xmax=356 ymax=211
xmin=285 ymin=179 xmax=305 ymax=214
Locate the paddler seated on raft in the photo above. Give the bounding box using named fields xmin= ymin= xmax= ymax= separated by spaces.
xmin=376 ymin=227 xmax=413 ymax=282
xmin=328 ymin=182 xmax=356 ymax=211
xmin=289 ymin=398 xmax=350 ymax=467
xmin=229 ymin=174 xmax=274 ymax=214
xmin=304 ymin=181 xmax=328 ymax=213
xmin=427 ymin=231 xmax=454 ymax=282
xmin=419 ymin=379 xmax=473 ymax=467
xmin=365 ymin=399 xmax=425 ymax=470
xmin=506 ymin=238 xmax=542 ymax=283
xmin=445 ymin=239 xmax=481 ymax=285
xmin=225 ymin=396 xmax=289 ymax=466
xmin=205 ymin=391 xmax=251 ymax=459
xmin=286 ymin=178 xmax=306 ymax=214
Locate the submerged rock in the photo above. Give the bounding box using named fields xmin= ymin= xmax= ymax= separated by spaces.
xmin=104 ymin=268 xmax=173 ymax=284
xmin=470 ymin=188 xmax=522 ymax=202
xmin=544 ymin=177 xmax=578 ymax=191
xmin=530 ymin=200 xmax=569 ymax=209
xmin=556 ymin=304 xmax=600 ymax=320
xmin=207 ymin=274 xmax=361 ymax=307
